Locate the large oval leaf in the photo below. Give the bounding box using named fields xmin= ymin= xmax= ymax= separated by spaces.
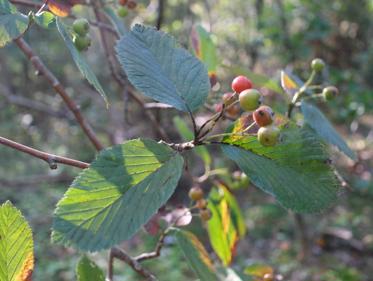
xmin=52 ymin=139 xmax=184 ymax=251
xmin=116 ymin=24 xmax=210 ymax=112
xmin=0 ymin=201 xmax=34 ymax=281
xmin=0 ymin=0 xmax=28 ymax=47
xmin=56 ymin=18 xmax=108 ymax=106
xmin=174 ymin=229 xmax=218 ymax=281
xmin=301 ymin=101 xmax=356 ymax=160
xmin=222 ymin=123 xmax=341 ymax=213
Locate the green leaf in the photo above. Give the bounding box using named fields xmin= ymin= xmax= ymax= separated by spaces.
xmin=222 ymin=122 xmax=340 ymax=213
xmin=301 ymin=101 xmax=356 ymax=160
xmin=174 ymin=229 xmax=218 ymax=281
xmin=207 ymin=184 xmax=246 ymax=265
xmin=173 ymin=116 xmax=211 ymax=166
xmin=116 ymin=24 xmax=210 ymax=112
xmin=34 ymin=11 xmax=55 ymax=29
xmin=103 ymin=7 xmax=127 ymax=36
xmin=0 ymin=0 xmax=29 ymax=47
xmin=52 ymin=139 xmax=184 ymax=251
xmin=190 ymin=24 xmax=218 ymax=76
xmin=0 ymin=201 xmax=34 ymax=281
xmin=76 ymin=256 xmax=105 ymax=281
xmin=56 ymin=18 xmax=108 ymax=106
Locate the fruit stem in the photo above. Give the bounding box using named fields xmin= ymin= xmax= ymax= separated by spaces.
xmin=287 ymin=70 xmax=316 ymax=117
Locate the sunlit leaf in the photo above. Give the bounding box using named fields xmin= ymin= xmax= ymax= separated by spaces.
xmin=280 ymin=70 xmax=300 ymax=96
xmin=52 ymin=139 xmax=184 ymax=251
xmin=207 ymin=184 xmax=246 ymax=265
xmin=0 ymin=201 xmax=34 ymax=281
xmin=0 ymin=0 xmax=28 ymax=47
xmin=34 ymin=11 xmax=55 ymax=29
xmin=174 ymin=229 xmax=218 ymax=281
xmin=222 ymin=122 xmax=341 ymax=213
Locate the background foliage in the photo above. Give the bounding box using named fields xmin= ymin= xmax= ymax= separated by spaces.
xmin=0 ymin=0 xmax=372 ymax=280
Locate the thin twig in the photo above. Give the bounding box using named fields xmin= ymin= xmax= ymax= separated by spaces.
xmin=0 ymin=136 xmax=89 ymax=169
xmin=135 ymin=229 xmax=168 ymax=262
xmin=14 ymin=38 xmax=104 ymax=151
xmin=109 ymin=247 xmax=157 ymax=281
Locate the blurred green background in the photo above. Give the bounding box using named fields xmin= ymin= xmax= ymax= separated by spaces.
xmin=0 ymin=0 xmax=372 ymax=280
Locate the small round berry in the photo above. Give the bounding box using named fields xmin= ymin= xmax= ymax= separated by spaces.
xmin=127 ymin=0 xmax=137 ymax=9
xmin=72 ymin=18 xmax=89 ymax=36
xmin=257 ymin=125 xmax=280 ymax=147
xmin=322 ymin=86 xmax=339 ymax=101
xmin=231 ymin=75 xmax=253 ymax=93
xmin=118 ymin=0 xmax=127 ymax=5
xmin=253 ymin=105 xmax=275 ymax=127
xmin=239 ymin=89 xmax=262 ymax=111
xmin=188 ymin=186 xmax=204 ymax=201
xmin=73 ymin=35 xmax=91 ymax=51
xmin=117 ymin=6 xmax=128 ymax=17
xmin=311 ymin=58 xmax=325 ymax=72
xmin=200 ymin=208 xmax=212 ymax=221
xmin=196 ymin=199 xmax=208 ymax=209
xmin=222 ymin=92 xmax=237 ymax=106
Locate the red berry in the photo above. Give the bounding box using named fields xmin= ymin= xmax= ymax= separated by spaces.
xmin=118 ymin=0 xmax=127 ymax=5
xmin=253 ymin=105 xmax=274 ymax=127
xmin=231 ymin=75 xmax=252 ymax=93
xmin=188 ymin=186 xmax=204 ymax=201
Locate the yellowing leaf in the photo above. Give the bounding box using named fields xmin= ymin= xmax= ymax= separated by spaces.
xmin=0 ymin=201 xmax=34 ymax=281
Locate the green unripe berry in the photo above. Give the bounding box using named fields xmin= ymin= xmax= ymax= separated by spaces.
xmin=73 ymin=18 xmax=90 ymax=36
xmin=73 ymin=35 xmax=91 ymax=52
xmin=257 ymin=125 xmax=280 ymax=147
xmin=311 ymin=58 xmax=325 ymax=72
xmin=117 ymin=6 xmax=128 ymax=17
xmin=188 ymin=186 xmax=204 ymax=201
xmin=239 ymin=89 xmax=262 ymax=111
xmin=322 ymin=86 xmax=339 ymax=101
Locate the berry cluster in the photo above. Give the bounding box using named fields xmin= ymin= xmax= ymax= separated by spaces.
xmin=188 ymin=186 xmax=212 ymax=221
xmin=72 ymin=18 xmax=91 ymax=52
xmin=217 ymin=75 xmax=280 ymax=147
xmin=117 ymin=0 xmax=137 ymax=18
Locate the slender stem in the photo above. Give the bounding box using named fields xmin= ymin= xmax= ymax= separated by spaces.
xmin=287 ymin=70 xmax=316 ymax=118
xmin=14 ymin=38 xmax=104 ymax=151
xmin=35 ymin=0 xmax=48 ymax=16
xmin=0 ymin=136 xmax=89 ymax=169
xmin=109 ymin=247 xmax=157 ymax=281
